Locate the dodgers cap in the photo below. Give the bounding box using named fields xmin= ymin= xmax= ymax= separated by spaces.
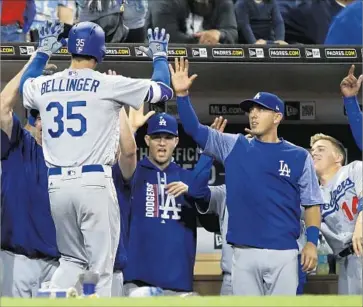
xmin=240 ymin=92 xmax=285 ymax=115
xmin=147 ymin=113 xmax=178 ymax=136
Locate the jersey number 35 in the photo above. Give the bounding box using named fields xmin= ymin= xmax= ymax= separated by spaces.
xmin=46 ymin=101 xmax=87 ymax=138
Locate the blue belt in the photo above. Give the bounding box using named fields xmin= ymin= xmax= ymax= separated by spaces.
xmin=48 ymin=164 xmax=104 ymax=176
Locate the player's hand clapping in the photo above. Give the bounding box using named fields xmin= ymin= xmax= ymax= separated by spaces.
xmin=341 ymin=65 xmax=363 ymax=98
xmin=169 ymin=57 xmax=198 ymax=97
xmin=37 ymin=21 xmax=66 ymax=57
xmin=139 ymin=28 xmax=170 ymax=60
xmin=301 ymin=242 xmax=318 ymax=272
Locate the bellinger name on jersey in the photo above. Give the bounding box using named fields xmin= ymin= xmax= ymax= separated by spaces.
xmin=41 ymin=78 xmax=100 ymax=95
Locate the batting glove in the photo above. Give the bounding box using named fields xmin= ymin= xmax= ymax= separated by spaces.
xmin=139 ymin=28 xmax=170 ymax=60
xmin=37 ymin=21 xmax=66 ymax=57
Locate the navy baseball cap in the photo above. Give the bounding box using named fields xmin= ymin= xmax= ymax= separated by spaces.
xmin=28 ymin=109 xmax=39 ymax=127
xmin=240 ymin=92 xmax=285 ymax=115
xmin=147 ymin=113 xmax=178 ymax=136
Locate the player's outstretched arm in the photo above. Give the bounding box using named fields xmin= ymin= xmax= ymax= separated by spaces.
xmin=341 ymin=65 xmax=363 ymax=151
xmin=140 ymin=28 xmax=174 ymax=105
xmin=118 ymin=101 xmax=155 ymax=180
xmin=0 ymin=53 xmax=38 ymax=138
xmin=118 ymin=107 xmax=137 ymax=181
xmin=170 ymin=57 xmax=238 ymax=164
xmin=19 ymin=21 xmax=65 ymax=104
xmin=110 ymin=28 xmax=173 ymax=110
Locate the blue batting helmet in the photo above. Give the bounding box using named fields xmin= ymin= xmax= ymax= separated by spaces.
xmin=68 ymin=22 xmax=106 ymax=63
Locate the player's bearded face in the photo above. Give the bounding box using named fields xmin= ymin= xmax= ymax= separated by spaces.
xmin=248 ymin=106 xmax=276 ymax=136
xmin=311 ymin=140 xmax=338 ymax=173
xmin=147 ymin=134 xmax=179 ymax=165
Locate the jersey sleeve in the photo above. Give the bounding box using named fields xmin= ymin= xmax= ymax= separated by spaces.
xmin=196 ymin=185 xmax=227 ymax=217
xmin=204 ymin=128 xmax=239 ymax=164
xmin=349 ymin=161 xmax=362 ymax=198
xmin=1 ymin=114 xmax=23 ymax=160
xmin=298 ymin=154 xmax=324 ymax=207
xmin=183 ymin=154 xmax=214 ymax=200
xmin=111 ymin=75 xmax=152 ymax=110
xmin=22 ymin=78 xmax=38 ymax=110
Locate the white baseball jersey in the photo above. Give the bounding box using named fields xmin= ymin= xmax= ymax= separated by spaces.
xmin=22 ymin=68 xmax=151 ymax=167
xmin=320 ymin=161 xmax=362 ymax=255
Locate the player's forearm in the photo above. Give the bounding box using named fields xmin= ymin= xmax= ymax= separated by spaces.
xmin=305 ymin=205 xmax=321 ymax=228
xmin=118 ymin=108 xmax=137 ymax=180
xmin=19 ymin=52 xmax=49 ymax=96
xmin=305 ymin=205 xmax=321 ymax=246
xmin=144 ymin=57 xmax=173 ymax=106
xmin=1 ymin=54 xmax=36 ymax=113
xmin=176 ymin=95 xmax=209 ymax=149
xmin=151 ymin=57 xmax=170 ymax=85
xmin=188 ymin=154 xmax=214 ymax=201
xmin=343 ymin=96 xmax=362 ymax=150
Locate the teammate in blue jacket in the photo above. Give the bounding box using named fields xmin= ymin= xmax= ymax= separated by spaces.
xmin=113 ymin=104 xmax=213 ymax=296
xmin=0 ymin=53 xmax=59 ymax=297
xmin=170 ymin=57 xmax=323 ymax=296
xmin=340 ymin=65 xmax=362 ymax=151
xmin=111 ymin=98 xmax=156 ymax=297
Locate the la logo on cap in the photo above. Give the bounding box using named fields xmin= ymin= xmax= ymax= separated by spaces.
xmin=159 ymin=116 xmax=167 ymax=126
xmin=254 ymin=93 xmax=261 ymax=99
xmin=276 ymin=105 xmax=280 ymax=111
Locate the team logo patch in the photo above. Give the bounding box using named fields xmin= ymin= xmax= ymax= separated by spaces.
xmin=278 ymin=160 xmax=291 ymax=177
xmin=159 ymin=116 xmax=167 ymax=126
xmin=145 ymin=182 xmax=182 ymax=222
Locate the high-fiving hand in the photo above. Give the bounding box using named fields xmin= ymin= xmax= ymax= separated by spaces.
xmin=139 ymin=28 xmax=170 ymax=60
xmin=128 ymin=103 xmax=155 ymax=135
xmin=38 ymin=21 xmax=66 ymax=56
xmin=169 ymin=57 xmax=198 ymax=97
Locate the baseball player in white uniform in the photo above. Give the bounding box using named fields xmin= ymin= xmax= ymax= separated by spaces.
xmin=311 ymin=133 xmax=362 ymax=294
xmin=19 ymin=21 xmax=174 ymax=297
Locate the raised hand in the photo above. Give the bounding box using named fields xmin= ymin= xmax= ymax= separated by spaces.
xmin=128 ymin=103 xmax=155 ymax=134
xmin=169 ymin=57 xmax=198 ymax=96
xmin=139 ymin=27 xmax=170 ymax=60
xmin=38 ymin=21 xmax=66 ymax=56
xmin=210 ymin=116 xmax=227 ymax=133
xmin=340 ymin=65 xmax=363 ymax=98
